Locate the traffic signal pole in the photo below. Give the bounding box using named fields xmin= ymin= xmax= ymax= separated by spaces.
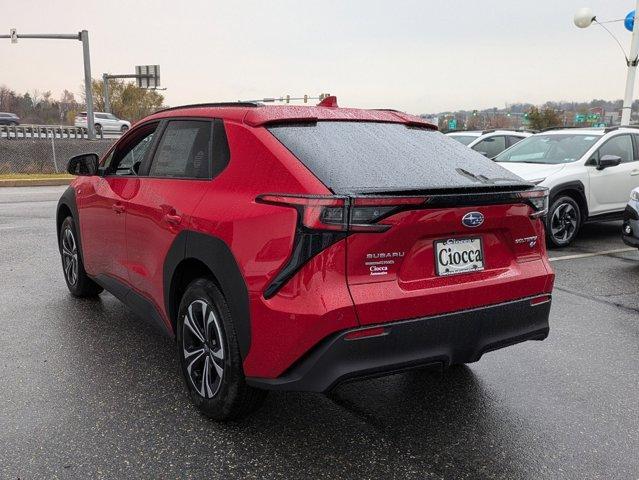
xmin=0 ymin=29 xmax=96 ymax=139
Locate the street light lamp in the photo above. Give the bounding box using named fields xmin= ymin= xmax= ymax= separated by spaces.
xmin=575 ymin=3 xmax=639 ymax=126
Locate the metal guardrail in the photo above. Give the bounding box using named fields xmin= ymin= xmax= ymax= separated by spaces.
xmin=0 ymin=126 xmax=113 ymax=175
xmin=0 ymin=124 xmax=105 ymax=140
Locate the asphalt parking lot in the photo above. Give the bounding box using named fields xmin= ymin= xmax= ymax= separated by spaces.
xmin=0 ymin=186 xmax=637 ymax=480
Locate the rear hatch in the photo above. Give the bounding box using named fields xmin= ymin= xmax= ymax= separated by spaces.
xmin=267 ymin=121 xmax=552 ymax=325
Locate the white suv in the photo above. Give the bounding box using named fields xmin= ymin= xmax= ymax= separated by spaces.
xmin=494 ymin=127 xmax=639 ymax=247
xmin=74 ymin=112 xmax=131 ymax=134
xmin=446 ymin=130 xmax=532 ymax=157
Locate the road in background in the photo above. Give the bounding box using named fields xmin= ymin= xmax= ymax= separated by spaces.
xmin=0 ymin=186 xmax=637 ymax=479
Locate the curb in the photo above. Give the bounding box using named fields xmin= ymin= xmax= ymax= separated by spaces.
xmin=0 ymin=178 xmax=72 ymax=187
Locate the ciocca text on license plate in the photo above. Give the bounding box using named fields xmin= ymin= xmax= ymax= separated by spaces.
xmin=434 ymin=237 xmax=484 ymax=276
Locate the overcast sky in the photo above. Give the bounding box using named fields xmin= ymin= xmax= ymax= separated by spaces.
xmin=1 ymin=0 xmax=636 ymax=114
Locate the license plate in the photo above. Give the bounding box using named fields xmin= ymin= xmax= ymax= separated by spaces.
xmin=434 ymin=237 xmax=484 ymax=276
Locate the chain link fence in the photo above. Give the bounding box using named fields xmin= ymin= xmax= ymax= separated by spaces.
xmin=0 ymin=125 xmax=114 ymax=175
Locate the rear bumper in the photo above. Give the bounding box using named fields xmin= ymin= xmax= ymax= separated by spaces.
xmin=246 ymin=295 xmax=551 ymax=392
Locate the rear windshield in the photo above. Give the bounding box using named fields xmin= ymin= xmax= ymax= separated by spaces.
xmin=268 ymin=122 xmax=527 ymax=194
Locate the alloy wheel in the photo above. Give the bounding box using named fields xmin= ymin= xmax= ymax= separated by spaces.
xmin=61 ymin=228 xmax=78 ymax=286
xmin=182 ymin=300 xmax=225 ymax=398
xmin=550 ymin=202 xmax=578 ymax=243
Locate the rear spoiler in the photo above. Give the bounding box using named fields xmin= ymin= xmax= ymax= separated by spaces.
xmin=243 ymin=108 xmax=437 ymax=129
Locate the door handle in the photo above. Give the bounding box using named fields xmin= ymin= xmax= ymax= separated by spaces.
xmin=164 ymin=213 xmax=182 ymax=225
xmin=112 ymin=203 xmax=125 ymax=214
xmin=631 ymin=169 xmax=639 ymax=176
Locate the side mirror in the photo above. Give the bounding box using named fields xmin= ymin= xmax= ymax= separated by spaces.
xmin=67 ymin=153 xmax=99 ymax=176
xmin=597 ymin=154 xmax=622 ymax=170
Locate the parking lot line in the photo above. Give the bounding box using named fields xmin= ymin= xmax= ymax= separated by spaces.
xmin=549 ymin=247 xmax=636 ymax=262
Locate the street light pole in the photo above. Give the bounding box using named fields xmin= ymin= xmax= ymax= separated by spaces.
xmin=621 ymin=0 xmax=639 ymax=126
xmin=103 ymin=73 xmax=111 ymax=113
xmin=80 ymin=30 xmax=95 ymax=138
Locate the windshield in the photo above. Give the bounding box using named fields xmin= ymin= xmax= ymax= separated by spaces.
xmin=268 ymin=121 xmax=527 ymax=194
xmin=447 ymin=134 xmax=478 ymax=146
xmin=494 ymin=133 xmax=601 ymax=164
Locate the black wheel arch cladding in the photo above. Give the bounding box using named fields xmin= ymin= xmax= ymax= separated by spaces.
xmin=549 ymin=181 xmax=588 ymax=220
xmin=164 ymin=230 xmax=251 ymax=359
xmin=56 ymin=186 xmax=84 ymax=260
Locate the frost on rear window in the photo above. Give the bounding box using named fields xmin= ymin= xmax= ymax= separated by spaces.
xmin=267 ymin=121 xmax=527 ymax=194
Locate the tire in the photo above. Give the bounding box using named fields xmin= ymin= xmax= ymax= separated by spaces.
xmin=120 ymin=125 xmax=129 ymax=133
xmin=546 ymin=195 xmax=581 ymax=248
xmin=176 ymin=278 xmax=267 ymax=420
xmin=94 ymin=124 xmax=102 ymax=135
xmin=59 ymin=216 xmax=103 ymax=297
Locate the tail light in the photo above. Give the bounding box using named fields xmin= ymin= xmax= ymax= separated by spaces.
xmin=256 ymin=194 xmax=427 ymax=233
xmin=519 ymin=188 xmax=549 ymax=219
xmin=256 ymin=194 xmax=427 ymax=298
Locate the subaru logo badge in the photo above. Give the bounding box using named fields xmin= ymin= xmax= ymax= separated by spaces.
xmin=462 ymin=211 xmax=484 ymax=228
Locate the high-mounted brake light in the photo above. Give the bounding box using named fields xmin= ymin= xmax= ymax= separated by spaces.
xmin=518 ymin=188 xmax=549 ymax=218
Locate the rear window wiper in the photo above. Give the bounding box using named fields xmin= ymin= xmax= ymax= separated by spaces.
xmin=455 ymin=168 xmax=519 ymax=185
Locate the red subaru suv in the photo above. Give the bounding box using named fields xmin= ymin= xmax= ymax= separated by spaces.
xmin=57 ymin=98 xmax=554 ymax=420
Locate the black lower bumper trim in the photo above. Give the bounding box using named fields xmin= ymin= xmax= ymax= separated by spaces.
xmin=622 ymin=234 xmax=639 ymax=248
xmin=247 ymin=296 xmax=551 ymax=392
xmin=624 ymin=204 xmax=639 ymax=221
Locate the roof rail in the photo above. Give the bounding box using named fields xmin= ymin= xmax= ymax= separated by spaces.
xmin=540 ymin=125 xmax=596 ymax=132
xmin=154 ymin=102 xmax=260 ymax=114
xmin=480 ymin=128 xmax=538 ymax=134
xmin=604 ymin=125 xmax=639 ymax=133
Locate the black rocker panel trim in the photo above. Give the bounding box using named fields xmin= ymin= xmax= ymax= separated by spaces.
xmin=93 ymin=274 xmax=170 ymax=337
xmin=585 ymin=210 xmax=625 ymax=223
xmin=164 ymin=230 xmax=251 ymax=358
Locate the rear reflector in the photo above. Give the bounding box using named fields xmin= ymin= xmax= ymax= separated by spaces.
xmin=530 ymin=294 xmax=551 ymax=306
xmin=344 ymin=327 xmax=387 ymax=340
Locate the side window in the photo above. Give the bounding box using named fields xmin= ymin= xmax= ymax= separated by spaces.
xmin=148 ymin=120 xmax=212 ymax=179
xmin=633 ymin=134 xmax=639 ymax=160
xmin=597 ymin=135 xmax=633 ymax=163
xmin=472 ymin=136 xmax=506 ymax=158
xmin=507 ymin=136 xmax=525 ymax=148
xmin=105 ymin=123 xmax=158 ymax=176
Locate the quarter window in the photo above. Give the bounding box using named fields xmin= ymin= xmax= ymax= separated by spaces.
xmin=148 ymin=121 xmax=212 ymax=179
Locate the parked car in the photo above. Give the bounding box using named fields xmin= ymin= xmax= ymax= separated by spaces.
xmin=0 ymin=112 xmax=20 ymax=125
xmin=622 ymin=187 xmax=639 ymax=250
xmin=446 ymin=130 xmax=531 ymax=157
xmin=74 ymin=111 xmax=131 ymax=134
xmin=57 ymin=99 xmax=554 ymax=420
xmin=495 ymin=127 xmax=639 ymax=247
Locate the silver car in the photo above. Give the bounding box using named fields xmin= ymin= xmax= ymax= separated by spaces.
xmin=74 ymin=111 xmax=131 ymax=134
